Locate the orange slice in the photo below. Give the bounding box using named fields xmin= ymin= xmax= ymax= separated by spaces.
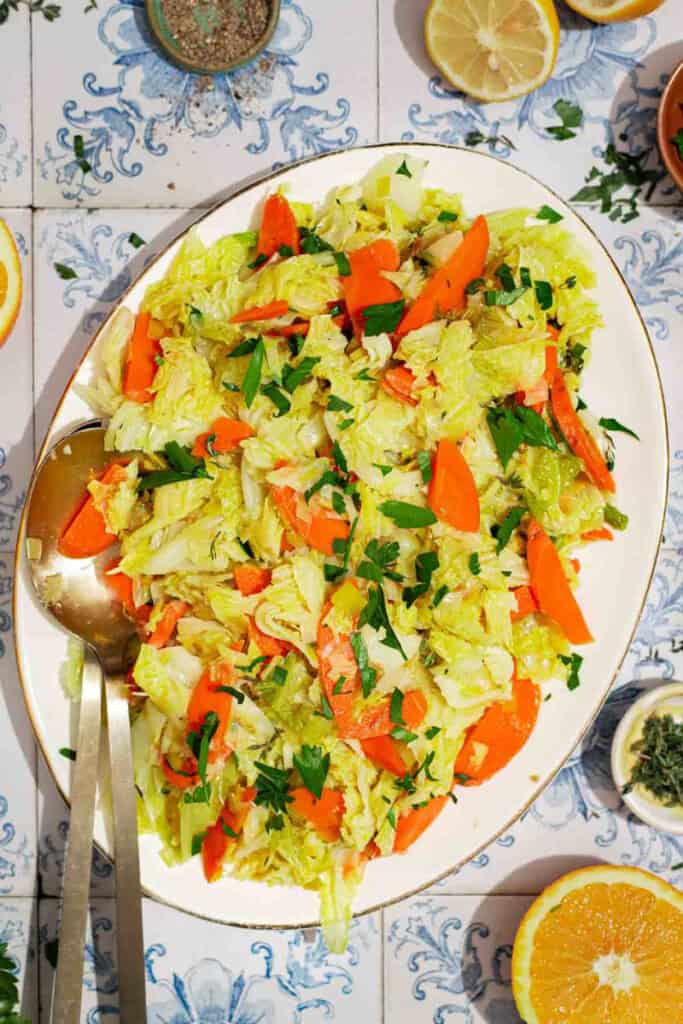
xmin=512 ymin=865 xmax=683 ymax=1023
xmin=564 ymin=0 xmax=666 ymax=22
xmin=0 ymin=219 xmax=22 ymax=346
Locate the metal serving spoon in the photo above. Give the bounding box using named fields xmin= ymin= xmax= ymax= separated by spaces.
xmin=24 ymin=425 xmax=147 ymax=1023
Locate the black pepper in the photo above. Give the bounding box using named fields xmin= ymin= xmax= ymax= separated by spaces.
xmin=160 ymin=0 xmax=272 ymax=68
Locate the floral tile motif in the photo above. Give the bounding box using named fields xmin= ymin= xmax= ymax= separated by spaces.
xmin=380 ymin=0 xmax=683 ymax=208
xmin=39 ymin=898 xmax=381 ymax=1022
xmin=0 ymin=570 xmax=37 ymax=899
xmin=0 ymin=899 xmax=38 ymax=1023
xmin=0 ymin=8 xmax=31 ymax=206
xmin=0 ymin=211 xmax=33 ymax=551
xmin=33 ymin=208 xmax=198 ymax=446
xmin=33 ymin=0 xmax=377 ymax=207
xmin=385 ymin=895 xmax=530 ymax=1024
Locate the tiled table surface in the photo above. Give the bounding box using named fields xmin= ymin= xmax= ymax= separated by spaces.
xmin=0 ymin=1 xmax=682 ymax=1020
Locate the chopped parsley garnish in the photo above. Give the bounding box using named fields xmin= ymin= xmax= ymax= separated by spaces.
xmin=379 ymin=500 xmax=437 ymax=529
xmin=339 ymin=417 xmax=354 ymax=430
xmin=188 ymin=305 xmax=204 ymax=329
xmin=384 ymin=693 xmax=404 ymax=735
xmin=671 ymin=129 xmax=683 ymax=162
xmin=373 ymin=463 xmax=393 ymax=476
xmin=547 ymin=99 xmax=583 ymax=141
xmin=464 ymin=130 xmax=516 ymax=150
xmin=484 ymin=285 xmax=527 ymax=307
xmin=332 ymin=491 xmax=346 ymax=515
xmin=229 ymin=336 xmax=261 ymax=358
xmin=183 ymin=783 xmax=211 ymax=804
xmin=248 ymin=252 xmax=268 ymax=270
xmin=465 ymin=277 xmax=485 ymax=295
xmin=627 ymin=713 xmax=683 ymax=807
xmin=536 ymin=205 xmax=563 ymax=224
xmin=396 ymin=159 xmax=412 ymax=177
xmin=333 ymin=676 xmax=347 ymax=695
xmin=402 ymin=551 xmax=439 ymax=607
xmin=425 ymin=726 xmax=441 ymax=740
xmin=362 ymin=299 xmax=405 ymax=337
xmin=242 ymin=337 xmax=265 ymax=407
xmin=386 ymin=808 xmax=397 ymax=829
xmin=391 ymin=726 xmax=418 ymax=744
xmin=59 ymin=746 xmax=76 ymax=761
xmin=305 ymin=468 xmax=338 ymax=503
xmin=55 ymin=262 xmax=77 ymax=280
xmin=334 ymin=252 xmax=351 ymax=276
xmin=266 ymin=814 xmax=285 ymax=832
xmin=281 ymin=355 xmax=320 ymax=393
xmin=299 ymin=228 xmax=333 ymax=254
xmin=254 ymin=761 xmax=293 ymax=815
xmin=431 ymin=585 xmax=448 ymax=608
xmin=128 ymin=232 xmax=146 ymax=249
xmin=417 ymin=450 xmax=433 ymax=484
xmin=604 ymin=503 xmax=628 ymax=531
xmin=565 ymin=343 xmax=587 ymax=374
xmin=73 ymin=133 xmax=91 ymax=173
xmin=354 ymin=368 xmax=377 ymax=382
xmin=323 ymin=516 xmax=358 ymax=582
xmin=487 ymin=404 xmax=558 ymax=470
xmin=559 ymin=652 xmax=583 ymax=691
xmin=357 ymin=540 xmax=403 ymax=584
xmin=321 ymin=693 xmax=334 ymax=719
xmin=437 ymin=210 xmax=458 ymax=222
xmin=216 ymin=685 xmax=245 ymax=704
xmin=278 ymin=244 xmax=294 ymax=258
xmin=269 ymin=665 xmax=288 ymax=687
xmin=350 ymin=630 xmax=377 ymax=697
xmin=534 ymin=280 xmax=553 ymax=311
xmin=221 ymin=821 xmax=239 ymax=839
xmin=190 ymin=711 xmax=218 ymax=797
xmin=288 ymin=333 xmax=306 ymax=357
xmin=328 ymin=394 xmax=353 ymax=413
xmin=293 ymin=744 xmax=330 ymax=799
xmin=561 ymin=275 xmax=577 ymax=290
xmin=138 ymin=441 xmax=209 ymax=491
xmin=468 ymin=552 xmax=481 ymax=576
xmin=236 ymin=654 xmax=269 ymax=674
xmin=191 ymin=832 xmax=206 ymax=856
xmin=332 ymin=439 xmax=349 ymax=475
xmin=492 ymin=506 xmax=526 ymax=554
xmin=572 ymin=144 xmax=658 ymax=224
xmin=261 ymin=381 xmax=291 ymax=416
xmin=359 ymin=584 xmax=406 ymax=658
xmin=599 ymin=417 xmax=639 ymax=441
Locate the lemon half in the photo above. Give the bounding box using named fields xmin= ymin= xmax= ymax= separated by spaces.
xmin=0 ymin=219 xmax=22 ymax=347
xmin=564 ymin=0 xmax=665 ymax=22
xmin=424 ymin=0 xmax=560 ymax=103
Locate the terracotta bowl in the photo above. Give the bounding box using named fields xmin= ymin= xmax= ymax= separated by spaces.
xmin=657 ymin=59 xmax=683 ymax=194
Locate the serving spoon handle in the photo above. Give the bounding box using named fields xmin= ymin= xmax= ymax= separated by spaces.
xmin=104 ymin=677 xmax=148 ymax=1022
xmin=50 ymin=653 xmax=103 ymax=1024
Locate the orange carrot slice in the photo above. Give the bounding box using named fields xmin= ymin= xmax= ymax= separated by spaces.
xmin=393 ymin=795 xmax=448 ymax=853
xmin=256 ymin=194 xmax=300 ymax=260
xmin=230 ymin=300 xmax=289 ymax=324
xmin=234 ymin=564 xmax=272 ymax=596
xmin=148 ymin=599 xmax=189 ymax=649
xmin=187 ymin=661 xmax=235 ymax=750
xmin=361 ymin=736 xmax=409 ymax=776
xmin=202 ymin=790 xmax=254 ymax=883
xmin=510 ymin=585 xmax=539 ymax=622
xmin=550 ymin=369 xmax=615 ymax=493
xmin=290 ymin=787 xmax=345 ymax=842
xmin=581 ymin=528 xmax=613 ymax=542
xmin=123 ymin=311 xmax=161 ymax=404
xmin=527 ymin=519 xmax=593 ymax=644
xmin=247 ymin=616 xmax=292 ymax=658
xmin=453 ymin=674 xmax=540 ymax=785
xmin=58 ymin=463 xmax=127 ymax=559
xmin=342 ymin=240 xmax=401 ymax=336
xmin=271 ymin=483 xmax=349 ymax=556
xmin=104 ymin=558 xmax=136 ymax=616
xmin=338 ymin=689 xmax=428 ymax=741
xmin=396 ymin=215 xmax=489 ymax=338
xmin=381 ymin=365 xmax=419 ymax=406
xmin=192 ymin=417 xmax=255 ymax=458
xmin=428 ymin=439 xmax=480 ymax=532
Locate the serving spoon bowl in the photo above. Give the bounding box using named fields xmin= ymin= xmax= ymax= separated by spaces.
xmin=24 ymin=424 xmax=146 ymax=1023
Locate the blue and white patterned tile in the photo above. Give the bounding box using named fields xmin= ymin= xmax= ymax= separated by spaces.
xmin=385 ymin=895 xmax=529 ymax=1024
xmin=0 ymin=568 xmax=37 ymax=899
xmin=33 ymin=0 xmax=376 ymax=208
xmin=0 ymin=210 xmax=33 ymax=551
xmin=0 ymin=7 xmax=31 ymax=206
xmin=0 ymin=899 xmax=38 ymax=1023
xmin=380 ymin=0 xmax=683 ymax=207
xmin=33 ymin=207 xmax=199 ymax=446
xmin=39 ymin=898 xmax=381 ymax=1023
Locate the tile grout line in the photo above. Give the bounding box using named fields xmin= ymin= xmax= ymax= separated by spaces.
xmin=379 ymin=907 xmax=386 ymax=1024
xmin=27 ymin=6 xmax=35 ymax=210
xmin=375 ymin=0 xmax=381 ymax=144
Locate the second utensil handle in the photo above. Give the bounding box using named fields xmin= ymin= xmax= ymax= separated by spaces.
xmin=104 ymin=678 xmax=147 ymax=1023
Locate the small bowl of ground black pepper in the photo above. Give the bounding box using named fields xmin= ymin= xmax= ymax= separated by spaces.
xmin=611 ymin=681 xmax=683 ymax=835
xmin=145 ymin=0 xmax=280 ymax=76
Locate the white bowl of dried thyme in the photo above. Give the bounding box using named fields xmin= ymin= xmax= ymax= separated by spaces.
xmin=145 ymin=0 xmax=280 ymax=76
xmin=611 ymin=681 xmax=683 ymax=835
